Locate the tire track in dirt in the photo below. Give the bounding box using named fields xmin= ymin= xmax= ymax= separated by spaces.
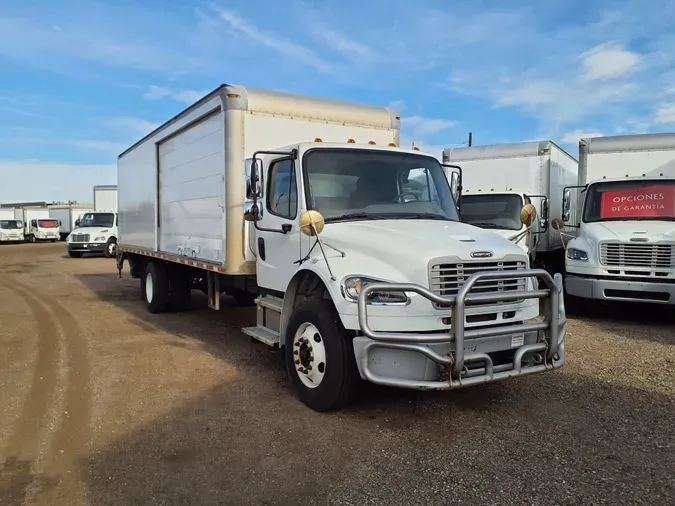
xmin=11 ymin=277 xmax=92 ymax=504
xmin=0 ymin=281 xmax=61 ymax=505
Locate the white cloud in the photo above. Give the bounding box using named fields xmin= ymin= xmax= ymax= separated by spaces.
xmin=562 ymin=130 xmax=604 ymax=144
xmin=580 ymin=42 xmax=640 ymax=81
xmin=0 ymin=160 xmax=116 ymax=203
xmin=214 ymin=7 xmax=333 ymax=74
xmin=404 ymin=115 xmax=456 ymax=138
xmin=104 ymin=116 xmax=159 ymax=135
xmin=142 ymin=85 xmax=206 ymax=104
xmin=655 ymin=104 xmax=675 ymax=124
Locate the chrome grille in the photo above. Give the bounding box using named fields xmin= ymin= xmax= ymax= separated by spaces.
xmin=429 ymin=260 xmax=527 ymax=305
xmin=70 ymin=234 xmax=90 ymax=243
xmin=600 ymin=242 xmax=674 ymax=268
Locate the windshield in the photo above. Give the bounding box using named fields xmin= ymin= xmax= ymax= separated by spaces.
xmin=0 ymin=220 xmax=22 ymax=230
xmin=460 ymin=194 xmax=524 ymax=231
xmin=302 ymin=149 xmax=459 ymax=222
xmin=38 ymin=219 xmax=59 ymax=228
xmin=79 ymin=212 xmax=115 ymax=228
xmin=583 ymin=179 xmax=675 ymax=223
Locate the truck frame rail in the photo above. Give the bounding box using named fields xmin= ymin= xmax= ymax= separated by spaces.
xmin=356 ymin=269 xmax=566 ymax=389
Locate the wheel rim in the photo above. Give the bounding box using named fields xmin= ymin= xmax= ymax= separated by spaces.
xmin=292 ymin=323 xmax=326 ymax=389
xmin=108 ymin=242 xmax=116 ymax=256
xmin=145 ymin=272 xmax=154 ymax=303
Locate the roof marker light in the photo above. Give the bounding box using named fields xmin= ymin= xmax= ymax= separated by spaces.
xmin=314 ymin=138 xmax=322 ymax=142
xmin=368 ymin=141 xmax=376 ymax=145
xmin=347 ymin=138 xmax=355 ymax=143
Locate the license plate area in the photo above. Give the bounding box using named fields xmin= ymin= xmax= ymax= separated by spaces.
xmin=458 ymin=332 xmax=537 ymax=354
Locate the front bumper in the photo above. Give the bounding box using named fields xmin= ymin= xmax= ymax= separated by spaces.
xmin=0 ymin=236 xmax=23 ymax=242
xmin=68 ymin=242 xmax=105 ymax=253
xmin=353 ymin=269 xmax=567 ymax=390
xmin=566 ymin=274 xmax=675 ymax=304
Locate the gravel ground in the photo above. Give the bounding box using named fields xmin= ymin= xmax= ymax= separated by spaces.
xmin=0 ymin=242 xmax=673 ymax=505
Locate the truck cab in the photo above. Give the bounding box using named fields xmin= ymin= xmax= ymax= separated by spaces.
xmin=0 ymin=219 xmax=24 ymax=243
xmin=562 ymin=133 xmax=675 ymax=306
xmin=66 ymin=211 xmax=118 ymax=258
xmin=460 ymin=190 xmax=544 ymax=264
xmin=244 ymin=141 xmax=566 ymax=410
xmin=27 ymin=218 xmax=60 ymax=242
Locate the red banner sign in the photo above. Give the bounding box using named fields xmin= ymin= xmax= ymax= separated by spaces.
xmin=39 ymin=220 xmax=59 ymax=228
xmin=600 ymin=185 xmax=675 ymax=219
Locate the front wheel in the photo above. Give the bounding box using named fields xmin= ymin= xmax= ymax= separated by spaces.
xmin=103 ymin=238 xmax=117 ymax=258
xmin=284 ymin=298 xmax=360 ymax=412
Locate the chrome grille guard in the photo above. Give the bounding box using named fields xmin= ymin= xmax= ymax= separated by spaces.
xmin=356 ymin=269 xmax=567 ymax=389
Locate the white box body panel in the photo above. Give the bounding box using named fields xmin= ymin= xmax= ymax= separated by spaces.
xmin=0 ymin=208 xmax=15 ymax=220
xmin=48 ymin=206 xmax=94 ymax=234
xmin=158 ymin=109 xmax=225 ymax=262
xmin=444 ymin=141 xmax=578 ymax=252
xmin=118 ymin=84 xmax=400 ymax=271
xmin=94 ymin=186 xmax=118 ymax=213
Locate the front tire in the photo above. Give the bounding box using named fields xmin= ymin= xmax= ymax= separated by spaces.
xmin=144 ymin=262 xmax=169 ymax=313
xmin=103 ymin=238 xmax=117 ymax=258
xmin=284 ymin=298 xmax=360 ymax=412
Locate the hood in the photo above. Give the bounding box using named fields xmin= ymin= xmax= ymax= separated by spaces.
xmin=319 ymin=219 xmax=527 ymax=270
xmin=584 ymin=221 xmax=675 ymax=243
xmin=70 ymin=226 xmax=112 ymax=237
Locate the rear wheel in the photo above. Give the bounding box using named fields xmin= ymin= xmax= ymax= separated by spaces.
xmin=144 ymin=262 xmax=169 ymax=313
xmin=285 ymin=298 xmax=360 ymax=412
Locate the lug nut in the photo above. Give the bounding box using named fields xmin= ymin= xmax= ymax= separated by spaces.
xmin=295 ymin=360 xmax=300 ymax=365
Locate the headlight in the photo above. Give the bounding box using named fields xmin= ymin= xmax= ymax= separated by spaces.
xmin=93 ymin=236 xmax=106 ymax=242
xmin=566 ymin=248 xmax=588 ymax=261
xmin=342 ymin=276 xmax=409 ymax=304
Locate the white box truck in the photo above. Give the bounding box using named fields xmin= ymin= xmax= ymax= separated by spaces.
xmin=442 ymin=141 xmax=578 ymax=273
xmin=0 ymin=208 xmax=25 ymax=243
xmin=48 ymin=203 xmax=95 ymax=241
xmin=66 ymin=186 xmax=118 ymax=258
xmin=115 ymin=84 xmax=567 ymax=411
xmin=94 ymin=185 xmax=118 ymax=212
xmin=15 ymin=206 xmax=59 ymax=242
xmin=562 ymin=133 xmax=675 ymax=306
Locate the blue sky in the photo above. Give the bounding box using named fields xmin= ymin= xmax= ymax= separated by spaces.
xmin=1 ymin=0 xmax=674 ymax=203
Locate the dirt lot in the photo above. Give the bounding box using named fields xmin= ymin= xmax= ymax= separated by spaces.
xmin=0 ymin=242 xmax=673 ymax=505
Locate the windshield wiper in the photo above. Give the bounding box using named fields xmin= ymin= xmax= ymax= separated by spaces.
xmin=403 ymin=213 xmax=452 ymax=221
xmin=324 ymin=212 xmax=387 ymax=223
xmin=468 ymin=221 xmax=506 ymax=229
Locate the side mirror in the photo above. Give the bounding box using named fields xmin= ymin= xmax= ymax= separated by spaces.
xmin=562 ymin=188 xmax=571 ymax=222
xmin=244 ymin=201 xmax=259 ymax=222
xmin=75 ymin=219 xmax=80 ymax=227
xmin=299 ymin=210 xmax=325 ymax=236
xmin=245 ymin=158 xmax=263 ymax=199
xmin=449 ymin=171 xmax=460 ymax=203
xmin=540 ymin=198 xmax=549 ymax=230
xmin=520 ymin=203 xmax=537 ymax=227
xmin=551 ymin=218 xmax=564 ymax=230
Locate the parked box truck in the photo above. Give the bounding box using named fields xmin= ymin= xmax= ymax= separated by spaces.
xmin=0 ymin=208 xmax=24 ymax=243
xmin=66 ymin=186 xmax=118 ymax=258
xmin=115 ymin=84 xmax=566 ymax=411
xmin=49 ymin=203 xmax=95 ymax=241
xmin=443 ymin=141 xmax=578 ymax=273
xmin=562 ymin=133 xmax=675 ymax=306
xmin=14 ymin=206 xmax=59 ymax=242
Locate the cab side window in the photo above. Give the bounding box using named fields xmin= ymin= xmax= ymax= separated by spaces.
xmin=267 ymin=159 xmax=298 ymax=219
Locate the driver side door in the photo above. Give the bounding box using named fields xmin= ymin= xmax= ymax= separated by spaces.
xmin=255 ymin=156 xmax=302 ymax=292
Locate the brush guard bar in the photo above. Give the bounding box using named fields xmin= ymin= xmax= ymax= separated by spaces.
xmin=356 ymin=269 xmax=567 ymax=389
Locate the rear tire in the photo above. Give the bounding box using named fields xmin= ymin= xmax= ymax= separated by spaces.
xmin=144 ymin=262 xmax=169 ymax=314
xmin=284 ymin=298 xmax=360 ymax=412
xmin=68 ymin=251 xmax=84 ymax=258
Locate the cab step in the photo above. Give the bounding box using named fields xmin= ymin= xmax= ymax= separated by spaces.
xmin=242 ymin=326 xmax=280 ymax=347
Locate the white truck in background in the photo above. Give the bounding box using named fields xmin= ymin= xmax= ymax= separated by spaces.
xmin=443 ymin=141 xmax=578 ymax=274
xmin=48 ymin=203 xmax=95 ymax=241
xmin=0 ymin=208 xmax=24 ymax=243
xmin=66 ymin=186 xmax=118 ymax=258
xmin=15 ymin=206 xmax=60 ymax=242
xmin=562 ymin=133 xmax=675 ymax=307
xmin=115 ymin=84 xmax=566 ymax=412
